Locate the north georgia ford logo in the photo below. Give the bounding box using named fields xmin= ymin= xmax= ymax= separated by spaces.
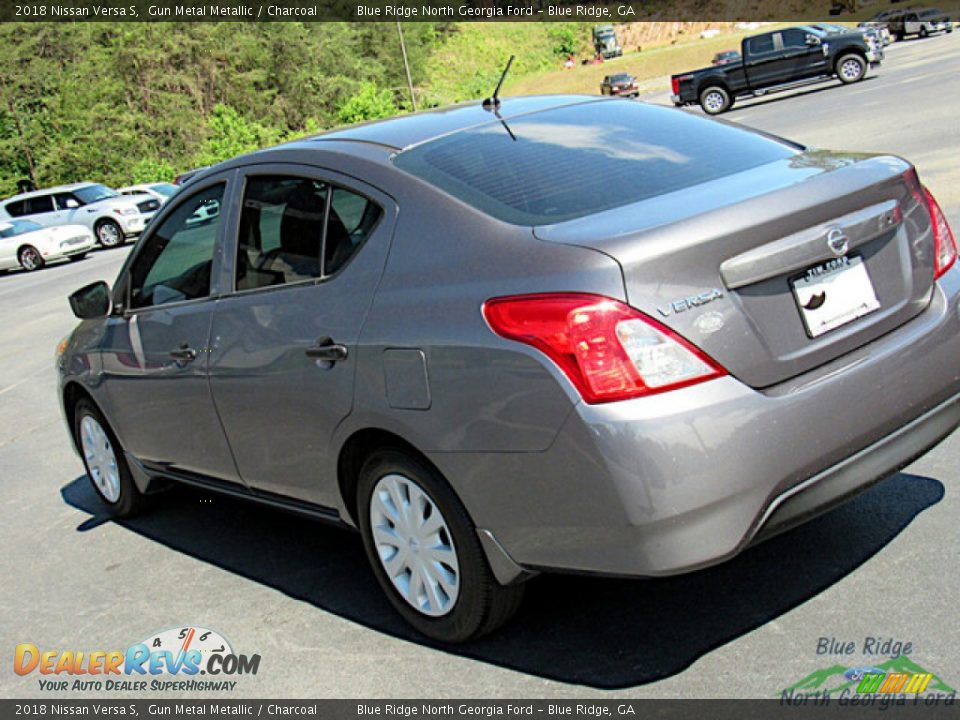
xmin=14 ymin=626 xmax=260 ymax=692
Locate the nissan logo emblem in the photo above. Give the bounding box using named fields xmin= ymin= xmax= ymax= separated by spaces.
xmin=827 ymin=227 xmax=849 ymax=257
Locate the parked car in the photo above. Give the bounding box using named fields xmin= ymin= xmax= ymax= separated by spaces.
xmin=888 ymin=8 xmax=953 ymax=39
xmin=58 ymin=96 xmax=960 ymax=642
xmin=592 ymin=24 xmax=622 ymax=58
xmin=0 ymin=219 xmax=94 ymax=272
xmin=117 ymin=183 xmax=179 ymax=206
xmin=671 ymin=26 xmax=880 ymax=114
xmin=857 ymin=21 xmax=893 ymax=45
xmin=0 ymin=183 xmax=155 ymax=248
xmin=712 ymin=50 xmax=741 ymax=65
xmin=600 ymin=73 xmax=639 ymax=97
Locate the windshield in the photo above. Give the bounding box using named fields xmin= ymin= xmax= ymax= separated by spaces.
xmin=0 ymin=220 xmax=43 ymax=238
xmin=74 ymin=184 xmax=119 ymax=204
xmin=611 ymin=74 xmax=631 ymax=82
xmin=394 ymin=101 xmax=798 ymax=225
xmin=150 ymin=183 xmax=178 ymax=197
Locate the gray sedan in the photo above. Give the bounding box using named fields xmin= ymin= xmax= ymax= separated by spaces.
xmin=57 ymin=96 xmax=960 ymax=642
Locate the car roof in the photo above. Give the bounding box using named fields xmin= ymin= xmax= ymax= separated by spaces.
xmin=3 ymin=182 xmax=97 ymax=202
xmin=308 ymin=95 xmax=601 ymax=153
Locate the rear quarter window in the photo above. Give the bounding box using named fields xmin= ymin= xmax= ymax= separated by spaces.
xmin=393 ymin=101 xmax=798 ymax=226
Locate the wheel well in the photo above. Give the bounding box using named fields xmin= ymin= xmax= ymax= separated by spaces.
xmin=62 ymin=382 xmax=95 ymax=451
xmin=337 ymin=428 xmax=440 ymax=526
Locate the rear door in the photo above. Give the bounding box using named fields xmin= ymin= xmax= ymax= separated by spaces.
xmin=742 ymin=32 xmax=784 ymax=88
xmin=207 ymin=164 xmax=396 ymax=509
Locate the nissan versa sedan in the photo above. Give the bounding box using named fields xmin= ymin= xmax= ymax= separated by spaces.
xmin=57 ymin=96 xmax=960 ymax=642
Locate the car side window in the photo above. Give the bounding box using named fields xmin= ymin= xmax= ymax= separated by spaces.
xmin=234 ymin=175 xmax=383 ymax=290
xmin=781 ymin=29 xmax=808 ymax=49
xmin=747 ymin=34 xmax=776 ymax=55
xmin=236 ymin=176 xmax=328 ymax=291
xmin=128 ymin=183 xmax=225 ymax=310
xmin=4 ymin=200 xmax=27 ymax=218
xmin=26 ymin=195 xmax=55 ymax=214
xmin=54 ymin=193 xmax=82 ymax=210
xmin=326 ymin=186 xmax=382 ymax=275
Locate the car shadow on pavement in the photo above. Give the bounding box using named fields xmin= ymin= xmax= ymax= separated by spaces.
xmin=722 ymin=76 xmax=879 ymax=116
xmin=62 ymin=471 xmax=943 ymax=689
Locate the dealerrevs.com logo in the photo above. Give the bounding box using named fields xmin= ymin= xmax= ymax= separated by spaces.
xmin=14 ymin=625 xmax=260 ymax=692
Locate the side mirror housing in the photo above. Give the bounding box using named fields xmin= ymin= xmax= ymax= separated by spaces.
xmin=64 ymin=199 xmax=80 ymax=209
xmin=69 ymin=281 xmax=111 ymax=319
xmin=806 ymin=34 xmax=822 ymax=46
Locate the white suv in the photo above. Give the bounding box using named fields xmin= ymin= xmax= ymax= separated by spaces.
xmin=0 ymin=183 xmax=156 ymax=248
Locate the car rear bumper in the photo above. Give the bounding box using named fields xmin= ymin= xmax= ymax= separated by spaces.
xmin=439 ymin=265 xmax=960 ymax=578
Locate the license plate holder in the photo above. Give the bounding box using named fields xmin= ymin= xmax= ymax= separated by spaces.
xmin=791 ymin=255 xmax=880 ymax=338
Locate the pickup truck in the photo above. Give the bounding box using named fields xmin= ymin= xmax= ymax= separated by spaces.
xmin=670 ymin=26 xmax=881 ymax=115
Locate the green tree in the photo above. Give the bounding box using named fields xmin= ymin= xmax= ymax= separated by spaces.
xmin=336 ymin=82 xmax=398 ymax=125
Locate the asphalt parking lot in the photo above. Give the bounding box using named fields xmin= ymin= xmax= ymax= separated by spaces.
xmin=2 ymin=32 xmax=958 ymax=699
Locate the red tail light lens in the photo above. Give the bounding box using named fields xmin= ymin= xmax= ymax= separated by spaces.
xmin=670 ymin=76 xmax=680 ymax=96
xmin=482 ymin=293 xmax=726 ymax=404
xmin=922 ymin=186 xmax=957 ymax=279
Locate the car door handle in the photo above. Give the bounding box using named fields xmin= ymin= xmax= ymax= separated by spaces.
xmin=169 ymin=344 xmax=197 ymax=362
xmin=305 ymin=337 xmax=348 ymax=362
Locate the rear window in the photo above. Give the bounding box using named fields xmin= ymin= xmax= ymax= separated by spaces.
xmin=393 ymin=101 xmax=798 ymax=226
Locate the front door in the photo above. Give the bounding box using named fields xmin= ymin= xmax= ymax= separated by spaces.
xmin=207 ymin=167 xmax=395 ymax=508
xmin=100 ymin=178 xmax=240 ymax=482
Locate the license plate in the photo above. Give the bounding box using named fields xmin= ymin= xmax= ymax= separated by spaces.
xmin=791 ymin=255 xmax=880 ymax=338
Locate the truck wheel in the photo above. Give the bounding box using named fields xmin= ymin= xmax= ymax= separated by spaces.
xmin=836 ymin=54 xmax=867 ymax=84
xmin=919 ymin=27 xmax=929 ymax=38
xmin=699 ymin=86 xmax=732 ymax=115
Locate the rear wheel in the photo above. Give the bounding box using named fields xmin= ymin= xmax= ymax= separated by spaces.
xmin=357 ymin=449 xmax=524 ymax=642
xmin=95 ymin=219 xmax=124 ymax=248
xmin=17 ymin=245 xmax=44 ymax=272
xmin=699 ymin=85 xmax=732 ymax=115
xmin=74 ymin=398 xmax=147 ymax=517
xmin=836 ymin=54 xmax=867 ymax=84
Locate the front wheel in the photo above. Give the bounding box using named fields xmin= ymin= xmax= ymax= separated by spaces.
xmin=18 ymin=245 xmax=44 ymax=271
xmin=74 ymin=398 xmax=147 ymax=517
xmin=919 ymin=27 xmax=929 ymax=38
xmin=836 ymin=54 xmax=867 ymax=84
xmin=357 ymin=449 xmax=524 ymax=642
xmin=95 ymin=219 xmax=125 ymax=248
xmin=699 ymin=85 xmax=732 ymax=115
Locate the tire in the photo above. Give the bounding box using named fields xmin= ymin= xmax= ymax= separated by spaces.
xmin=95 ymin=219 xmax=125 ymax=248
xmin=919 ymin=27 xmax=929 ymax=38
xmin=836 ymin=54 xmax=867 ymax=84
xmin=68 ymin=253 xmax=88 ymax=262
xmin=699 ymin=85 xmax=732 ymax=115
xmin=74 ymin=398 xmax=147 ymax=518
xmin=17 ymin=245 xmax=44 ymax=272
xmin=357 ymin=449 xmax=525 ymax=643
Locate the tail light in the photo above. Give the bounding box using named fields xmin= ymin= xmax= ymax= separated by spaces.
xmin=923 ymin=187 xmax=957 ymax=279
xmin=904 ymin=169 xmax=957 ymax=280
xmin=670 ymin=76 xmax=680 ymax=96
xmin=483 ymin=293 xmax=726 ymax=404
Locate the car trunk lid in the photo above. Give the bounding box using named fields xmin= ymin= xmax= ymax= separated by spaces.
xmin=533 ymin=152 xmax=936 ymax=389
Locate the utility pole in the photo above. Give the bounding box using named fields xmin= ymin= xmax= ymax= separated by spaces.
xmin=396 ymin=22 xmax=418 ymax=112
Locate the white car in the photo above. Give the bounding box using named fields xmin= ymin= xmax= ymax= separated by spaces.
xmin=0 ymin=220 xmax=95 ymax=272
xmin=117 ymin=182 xmax=179 ymax=204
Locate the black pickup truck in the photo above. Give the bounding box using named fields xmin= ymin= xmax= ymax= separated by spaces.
xmin=671 ymin=26 xmax=881 ymax=115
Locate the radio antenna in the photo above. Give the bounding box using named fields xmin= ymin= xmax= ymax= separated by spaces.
xmin=482 ymin=55 xmax=515 ymax=111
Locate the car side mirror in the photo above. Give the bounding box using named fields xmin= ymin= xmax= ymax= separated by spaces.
xmin=806 ymin=35 xmax=821 ymax=46
xmin=64 ymin=199 xmax=80 ymax=209
xmin=69 ymin=281 xmax=111 ymax=319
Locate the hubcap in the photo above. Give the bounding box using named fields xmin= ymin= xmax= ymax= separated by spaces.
xmin=98 ymin=223 xmax=121 ymax=246
xmin=80 ymin=415 xmax=121 ymax=503
xmin=369 ymin=473 xmax=460 ymax=617
xmin=842 ymin=60 xmax=861 ymax=80
xmin=705 ymin=91 xmax=724 ymax=112
xmin=20 ymin=249 xmax=39 ymax=270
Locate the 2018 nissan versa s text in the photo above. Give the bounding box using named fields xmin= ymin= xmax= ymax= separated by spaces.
xmin=57 ymin=97 xmax=960 ymax=642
